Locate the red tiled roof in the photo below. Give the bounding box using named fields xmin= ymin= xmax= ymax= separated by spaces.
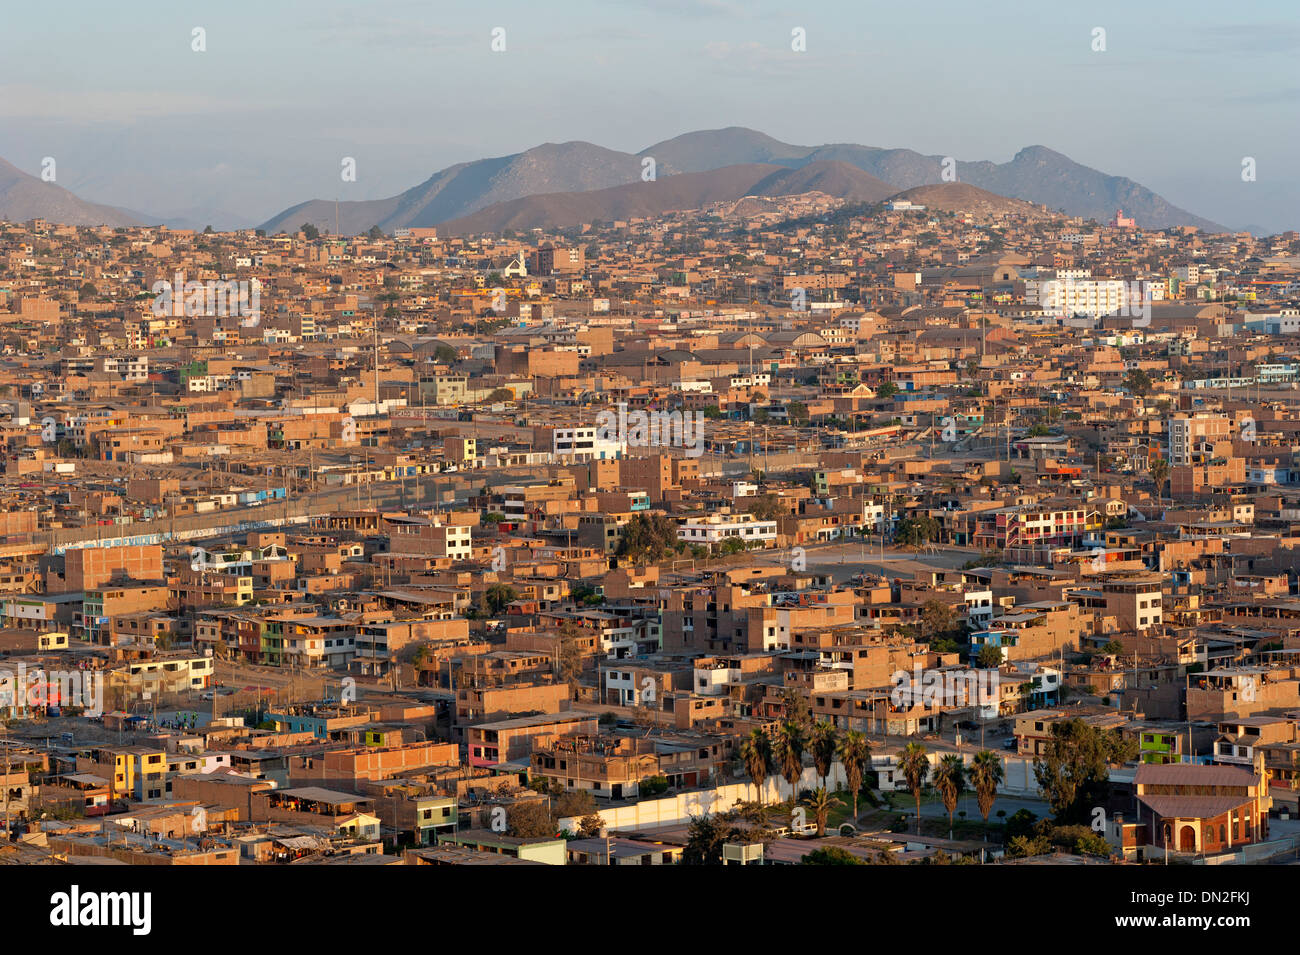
xmin=1134 ymin=763 xmax=1257 ymax=787
xmin=1136 ymin=795 xmax=1254 ymax=820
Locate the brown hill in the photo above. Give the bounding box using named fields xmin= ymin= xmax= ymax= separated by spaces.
xmin=0 ymin=157 xmax=140 ymax=227
xmin=748 ymin=161 xmax=895 ymax=202
xmin=886 ymin=183 xmax=1048 ymax=218
xmin=438 ymin=160 xmax=894 ymax=235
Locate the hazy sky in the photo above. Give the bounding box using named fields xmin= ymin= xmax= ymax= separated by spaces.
xmin=2 ymin=0 xmax=1297 ymax=231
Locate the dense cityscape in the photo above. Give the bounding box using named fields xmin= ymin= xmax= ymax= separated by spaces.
xmin=1 ymin=8 xmax=1295 ymax=937
xmin=0 ymin=190 xmax=1296 ymax=873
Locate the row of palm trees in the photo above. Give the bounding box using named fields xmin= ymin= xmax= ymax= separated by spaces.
xmin=896 ymin=742 xmax=1005 ymax=837
xmin=739 ymin=721 xmax=873 ymax=819
xmin=740 ymin=723 xmax=1008 ymax=839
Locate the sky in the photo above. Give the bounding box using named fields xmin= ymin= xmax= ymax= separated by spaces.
xmin=1 ymin=0 xmax=1297 ymax=232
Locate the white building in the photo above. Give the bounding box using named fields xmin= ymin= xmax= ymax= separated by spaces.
xmin=1026 ymin=275 xmax=1164 ymax=319
xmin=552 ymin=426 xmax=625 ymax=462
xmin=693 ymin=660 xmax=741 ymax=697
xmin=677 ymin=512 xmax=778 ymax=547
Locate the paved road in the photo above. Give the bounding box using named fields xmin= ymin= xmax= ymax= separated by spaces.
xmin=37 ymin=469 xmax=497 ymax=550
xmin=750 ymin=540 xmax=978 ymax=583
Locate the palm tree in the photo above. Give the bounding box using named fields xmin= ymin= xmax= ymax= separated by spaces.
xmin=933 ymin=754 xmax=966 ymax=839
xmin=802 ymin=787 xmax=841 ymax=837
xmin=837 ymin=730 xmax=871 ymax=822
xmin=969 ymin=749 xmax=1005 ymax=832
xmin=896 ymin=742 xmax=931 ymax=835
xmin=810 ymin=720 xmax=838 ymax=789
xmin=739 ymin=728 xmax=773 ymax=804
xmin=774 ymin=721 xmax=806 ymax=803
xmin=1149 ymin=456 xmax=1169 ymax=509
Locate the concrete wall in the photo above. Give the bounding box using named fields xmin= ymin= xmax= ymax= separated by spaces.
xmin=558 ymin=762 xmax=847 ymax=833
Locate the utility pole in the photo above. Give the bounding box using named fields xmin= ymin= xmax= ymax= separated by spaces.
xmin=1005 ymin=396 xmax=1011 ymax=463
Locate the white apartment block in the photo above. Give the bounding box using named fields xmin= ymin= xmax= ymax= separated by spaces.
xmin=433 ymin=523 xmax=473 ymax=560
xmin=677 ymin=512 xmax=778 ymax=546
xmin=552 ymin=426 xmax=625 ymax=462
xmin=1026 ymin=276 xmax=1164 ymax=318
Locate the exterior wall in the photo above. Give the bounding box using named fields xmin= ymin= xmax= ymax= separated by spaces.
xmin=65 ymin=544 xmax=164 ymax=591
xmin=314 ymin=742 xmax=460 ymax=784
xmin=557 ymin=764 xmax=848 ymax=833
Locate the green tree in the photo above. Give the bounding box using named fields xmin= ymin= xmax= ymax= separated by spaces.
xmin=781 ymin=687 xmax=812 ymax=728
xmin=716 ymin=536 xmax=748 ymax=555
xmin=556 ymin=621 xmax=586 ymax=685
xmin=721 ymin=801 xmax=778 ymax=851
xmin=1033 ymin=718 xmax=1137 ymax=824
xmin=896 ymin=742 xmax=931 ymax=834
xmin=739 ymin=728 xmax=773 ymax=804
xmin=774 ymin=721 xmax=807 ymax=801
xmin=975 ymin=644 xmax=1004 ymax=669
xmin=300 ymin=223 xmax=320 ymax=240
xmin=877 ymin=381 xmax=898 ymax=399
xmin=1006 ymin=834 xmax=1052 ymax=858
xmin=801 ymin=846 xmax=863 ymax=865
xmin=505 ymin=800 xmax=554 ymax=838
xmin=837 ymin=730 xmax=871 ymax=821
xmin=483 ymin=584 xmax=517 ymax=614
xmin=1149 ymin=457 xmax=1170 ymax=507
xmin=682 ymin=813 xmax=734 ymax=865
xmin=969 ymin=749 xmax=1004 ymax=829
xmin=640 ymin=774 xmax=669 ymax=796
xmin=616 ymin=513 xmax=681 ymax=565
xmin=933 ymin=754 xmax=966 ymax=839
xmin=1004 ymin=808 xmax=1038 ymax=840
xmin=810 ymin=720 xmax=839 ymax=789
xmin=1074 ymin=830 xmax=1111 ymax=857
xmin=1124 ymin=368 xmax=1152 ymax=396
xmin=745 ymin=493 xmax=785 ymax=522
xmin=802 ymin=787 xmax=841 ymax=837
xmin=896 ymin=516 xmax=940 ymax=549
xmin=920 ymin=599 xmax=957 ymax=643
xmin=555 ymin=789 xmax=597 ymax=819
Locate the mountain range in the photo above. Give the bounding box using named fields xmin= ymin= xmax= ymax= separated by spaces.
xmin=637 ymin=129 xmax=1222 ymax=230
xmin=0 ymin=128 xmax=1228 ymax=235
xmin=263 ymin=127 xmax=1225 ymax=235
